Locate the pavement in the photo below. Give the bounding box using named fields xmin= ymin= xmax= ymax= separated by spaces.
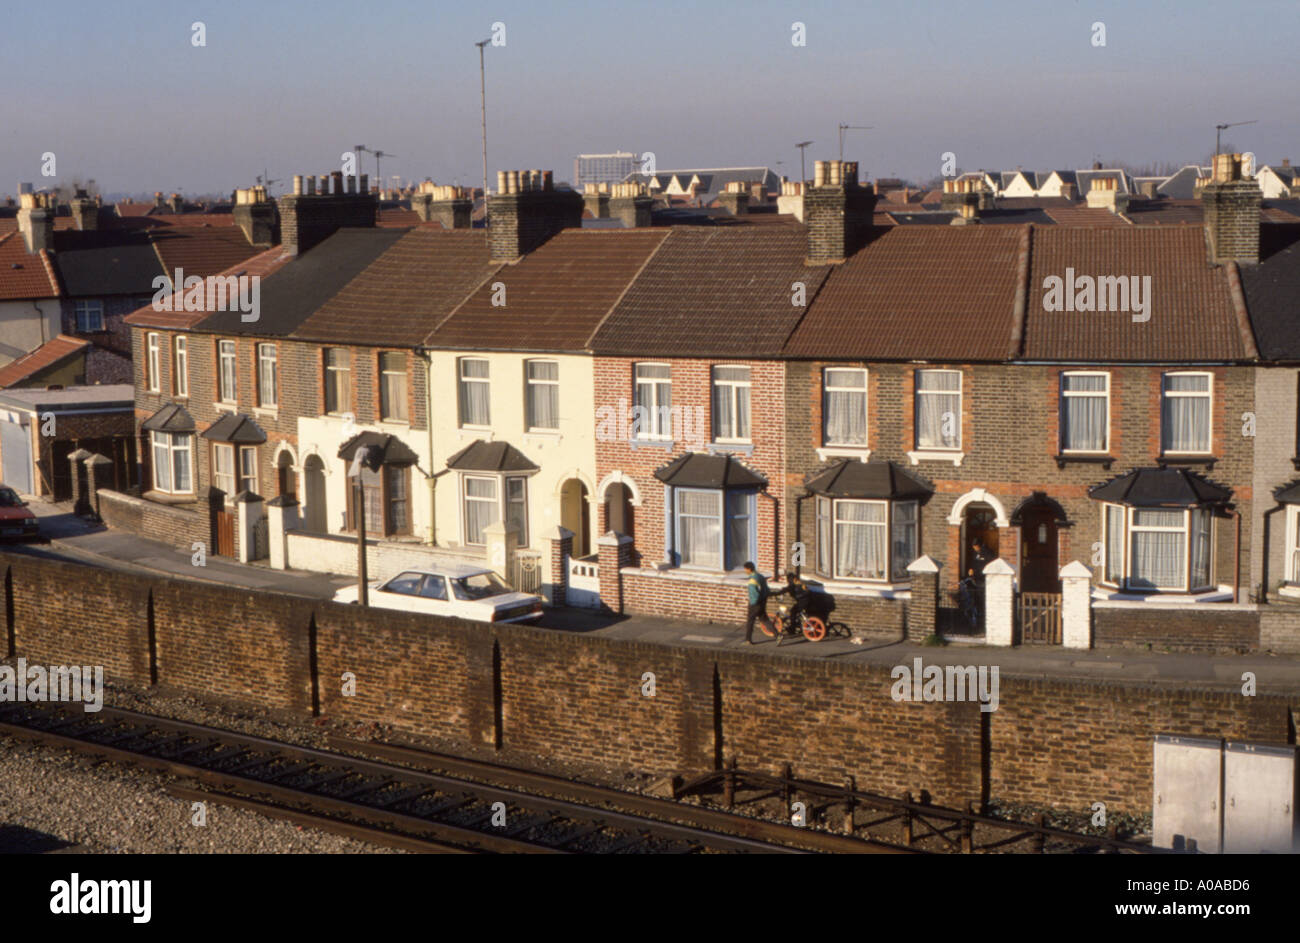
xmin=8 ymin=497 xmax=1300 ymax=692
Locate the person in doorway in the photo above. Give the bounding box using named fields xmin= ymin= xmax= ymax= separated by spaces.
xmin=968 ymin=538 xmax=996 ymax=627
xmin=742 ymin=562 xmax=774 ymax=644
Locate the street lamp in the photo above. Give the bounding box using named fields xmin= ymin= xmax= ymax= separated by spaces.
xmin=347 ymin=445 xmax=376 ymax=606
xmin=795 ymin=141 xmax=813 ymax=185
xmin=476 ymin=38 xmax=492 ymax=225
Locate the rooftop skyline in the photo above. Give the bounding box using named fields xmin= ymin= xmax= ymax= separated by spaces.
xmin=4 ymin=0 xmax=1297 ymax=195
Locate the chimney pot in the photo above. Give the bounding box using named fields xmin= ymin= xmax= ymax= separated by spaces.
xmin=293 ymin=175 xmax=303 ymax=196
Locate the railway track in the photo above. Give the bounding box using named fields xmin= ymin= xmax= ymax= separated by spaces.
xmin=0 ymin=702 xmax=915 ymax=854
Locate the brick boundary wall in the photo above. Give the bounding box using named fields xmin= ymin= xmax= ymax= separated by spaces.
xmin=1093 ymin=605 xmax=1260 ymax=654
xmin=3 ymin=551 xmax=1295 ymax=813
xmin=96 ymin=488 xmax=210 ymax=554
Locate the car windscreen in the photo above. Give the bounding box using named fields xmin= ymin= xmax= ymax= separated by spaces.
xmin=0 ymin=488 xmax=22 ymax=508
xmin=451 ymin=572 xmax=512 ymax=600
xmin=382 ymin=572 xmax=424 ymax=595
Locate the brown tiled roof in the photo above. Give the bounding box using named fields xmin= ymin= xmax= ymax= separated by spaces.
xmin=428 ymin=229 xmax=668 ymax=352
xmin=124 ymin=245 xmax=289 ymax=330
xmin=377 ymin=207 xmax=427 ymax=228
xmin=783 ymin=225 xmax=1026 ymax=361
xmin=998 ymin=196 xmax=1077 ymax=210
xmin=114 ymin=202 xmax=157 ymax=217
xmin=592 ymin=226 xmax=833 ymax=358
xmin=150 ymin=225 xmax=259 ymax=278
xmin=1044 ymin=206 xmax=1133 ymax=227
xmin=0 ymin=335 xmax=89 ymax=388
xmin=1123 ymin=200 xmax=1203 ymax=226
xmin=1022 ymin=227 xmax=1247 ymax=361
xmin=0 ymin=231 xmax=60 ymax=300
xmin=293 ymin=229 xmax=498 ymax=346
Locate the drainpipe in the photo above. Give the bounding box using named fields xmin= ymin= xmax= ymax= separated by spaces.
xmin=1231 ymin=507 xmax=1241 ymax=603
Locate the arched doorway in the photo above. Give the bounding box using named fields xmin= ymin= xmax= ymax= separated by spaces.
xmin=302 ymin=455 xmax=327 ymax=533
xmin=277 ymin=451 xmax=296 ymax=502
xmin=603 ymin=481 xmax=634 ymax=544
xmin=560 ymin=478 xmax=591 ymax=558
xmin=1012 ymin=492 xmax=1067 ymax=593
xmin=961 ymin=503 xmax=1000 ymax=578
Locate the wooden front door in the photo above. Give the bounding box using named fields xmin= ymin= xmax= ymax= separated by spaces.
xmin=1020 ymin=505 xmax=1061 ymax=593
xmin=216 ymin=509 xmax=236 ymax=556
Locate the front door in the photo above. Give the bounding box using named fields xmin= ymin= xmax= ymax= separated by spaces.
xmin=962 ymin=505 xmax=1000 ymax=577
xmin=1020 ymin=505 xmax=1061 ymax=593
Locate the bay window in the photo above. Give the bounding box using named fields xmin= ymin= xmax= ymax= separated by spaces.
xmin=1060 ymin=372 xmax=1109 ymax=452
xmin=213 ymin=444 xmax=259 ymax=497
xmin=1100 ymin=503 xmax=1215 ymax=592
xmin=671 ymin=487 xmax=754 ymax=571
xmin=823 ymin=368 xmax=868 ymax=446
xmin=1161 ymin=372 xmax=1212 ymax=454
xmin=346 ymin=463 xmax=412 ymax=537
xmin=461 ymin=473 xmax=530 ymax=546
xmin=151 ymin=431 xmax=192 ymax=494
xmin=815 ymin=497 xmax=916 ymax=583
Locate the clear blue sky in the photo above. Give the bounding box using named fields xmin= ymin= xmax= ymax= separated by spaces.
xmin=3 ymin=0 xmax=1297 ymax=196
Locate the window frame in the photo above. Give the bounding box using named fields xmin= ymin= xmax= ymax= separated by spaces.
xmin=914 ymin=369 xmax=962 ymax=451
xmin=74 ymin=299 xmax=104 ymax=332
xmin=814 ymin=497 xmax=917 ymax=584
xmin=173 ymin=336 xmax=188 ymax=398
xmin=345 ymin=462 xmax=412 ymax=538
xmin=256 ymin=343 xmax=278 ymax=408
xmin=238 ymin=445 xmax=259 ymax=496
xmin=1059 ymin=370 xmax=1110 ymax=454
xmin=218 ymin=340 xmax=237 ymax=404
xmin=212 ymin=442 xmax=236 ymax=496
xmin=150 ymin=431 xmax=192 ymax=495
xmin=458 ymin=357 xmax=491 ymax=428
xmin=1100 ymin=502 xmax=1216 ymax=593
xmin=711 ymin=365 xmax=752 ymax=444
xmin=669 ymin=486 xmax=755 ymax=572
xmin=379 ymin=351 xmax=409 ymax=423
xmin=524 ymin=359 xmax=560 ymax=432
xmin=323 ymin=348 xmax=352 ymax=416
xmin=146 ymin=333 xmax=160 ymax=393
xmin=461 ymin=474 xmax=500 ymax=546
xmin=1160 ymin=371 xmax=1213 ymax=456
xmin=822 ymin=367 xmax=869 ymax=447
xmin=633 ymin=362 xmax=673 ymax=440
xmin=1286 ymin=505 xmax=1300 ymax=585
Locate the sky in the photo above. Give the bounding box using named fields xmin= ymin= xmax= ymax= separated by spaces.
xmin=3 ymin=0 xmax=1297 ymax=196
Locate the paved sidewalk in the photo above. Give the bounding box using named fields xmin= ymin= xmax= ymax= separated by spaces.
xmin=10 ymin=498 xmax=1300 ymax=692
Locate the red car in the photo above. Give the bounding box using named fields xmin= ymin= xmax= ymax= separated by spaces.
xmin=0 ymin=485 xmax=39 ymax=540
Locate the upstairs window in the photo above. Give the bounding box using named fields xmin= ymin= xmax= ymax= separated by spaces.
xmin=1161 ymin=372 xmax=1211 ymax=454
xmin=257 ymin=343 xmax=277 ymax=408
xmin=633 ymin=363 xmax=672 ymax=439
xmin=173 ymin=336 xmax=188 ymax=397
xmin=146 ymin=333 xmax=160 ymax=392
xmin=1060 ymin=372 xmax=1109 ymax=452
xmin=380 ymin=351 xmax=408 ymax=422
xmin=459 ymin=358 xmax=490 ymax=426
xmin=914 ymin=369 xmax=961 ymax=450
xmin=74 ymin=300 xmax=103 ymax=332
xmin=712 ymin=365 xmax=751 ymax=442
xmin=525 ymin=359 xmax=559 ymax=430
xmin=823 ymin=367 xmax=868 ymax=446
xmin=218 ymin=340 xmax=237 ymax=403
xmin=324 ymin=348 xmax=351 ymax=415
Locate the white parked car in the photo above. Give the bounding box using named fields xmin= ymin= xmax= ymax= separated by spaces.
xmin=333 ymin=564 xmax=544 ymax=624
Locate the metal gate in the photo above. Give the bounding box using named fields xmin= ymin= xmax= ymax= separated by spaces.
xmin=566 ymin=556 xmax=601 ymax=608
xmin=1018 ymin=592 xmax=1062 ymax=643
xmin=0 ymin=418 xmax=31 ymax=494
xmin=216 ymin=510 xmax=236 ymax=556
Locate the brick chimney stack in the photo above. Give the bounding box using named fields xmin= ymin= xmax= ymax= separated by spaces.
xmin=411 ymin=182 xmax=472 ymax=229
xmin=16 ymin=192 xmax=55 ymax=253
xmin=583 ymin=182 xmax=610 ymax=219
xmin=233 ymin=185 xmax=278 ymax=246
xmin=1202 ymin=153 xmax=1261 ymax=265
xmin=608 ymin=182 xmax=652 ymax=228
xmin=1085 ymin=176 xmax=1129 ymax=215
xmin=69 ymin=188 xmax=99 ymax=232
xmin=804 ymin=160 xmax=876 ymax=263
xmin=169 ymin=192 xmax=184 ymax=214
xmin=941 ymin=178 xmax=986 ymax=224
xmin=717 ymin=181 xmax=749 ymax=216
xmin=277 ymin=170 xmax=377 ymax=255
xmin=488 ymin=169 xmax=584 ymax=259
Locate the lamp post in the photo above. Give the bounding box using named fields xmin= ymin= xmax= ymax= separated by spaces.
xmin=349 ymin=445 xmax=374 ymax=607
xmin=795 ymin=141 xmax=813 ymax=185
xmin=476 ymin=38 xmax=491 ymax=225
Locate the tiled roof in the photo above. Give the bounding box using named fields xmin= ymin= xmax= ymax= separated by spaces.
xmin=1088 ymin=467 xmax=1232 ymax=506
xmin=293 ymin=229 xmax=497 ymax=347
xmin=1022 ymin=227 xmax=1247 ymax=361
xmin=591 ymin=226 xmax=832 ymax=358
xmin=124 ymin=245 xmax=289 ymax=330
xmin=0 ymin=231 xmax=60 ymax=300
xmin=428 ymin=229 xmax=667 ymax=352
xmin=52 ymin=230 xmax=161 ymax=296
xmin=150 ymin=225 xmax=259 ymax=279
xmin=0 ymin=335 xmax=89 ymax=388
xmin=782 ymin=225 xmax=1026 ymax=361
xmin=114 ymin=202 xmax=158 ymax=217
xmin=1240 ymin=224 xmax=1300 ymax=360
xmin=1045 ymin=206 xmax=1133 ymax=227
xmin=445 ymin=440 xmax=539 ymax=472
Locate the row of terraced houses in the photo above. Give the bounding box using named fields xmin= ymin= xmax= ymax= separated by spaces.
xmin=104 ymin=156 xmax=1300 ymax=650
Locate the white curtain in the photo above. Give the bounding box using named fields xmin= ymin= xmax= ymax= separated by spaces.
xmin=153 ymin=436 xmax=171 ymax=492
xmin=1105 ymin=505 xmax=1125 ymax=582
xmin=1190 ymin=509 xmax=1211 ymax=588
xmin=460 ymin=359 xmax=491 ymax=426
xmin=677 ymin=490 xmax=721 ymax=568
xmin=713 ymin=367 xmax=750 ymax=440
xmin=527 ymin=361 xmax=559 ymax=429
xmin=1162 ymin=375 xmax=1210 ymax=452
xmin=1131 ymin=509 xmax=1185 ymax=589
xmin=916 ymin=371 xmax=960 ymax=449
xmin=464 ymin=477 xmax=497 ymax=544
xmin=1062 ymin=374 xmax=1107 ymax=451
xmin=635 ymin=364 xmax=671 ymax=437
xmin=825 ymin=369 xmax=867 ymax=445
xmin=836 ymin=501 xmax=886 ymax=579
xmin=816 ymin=497 xmax=831 ymax=574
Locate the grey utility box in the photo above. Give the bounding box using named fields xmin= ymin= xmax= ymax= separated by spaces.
xmin=1153 ymin=734 xmax=1224 ymax=853
xmin=1223 ymin=741 xmax=1299 ymax=854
